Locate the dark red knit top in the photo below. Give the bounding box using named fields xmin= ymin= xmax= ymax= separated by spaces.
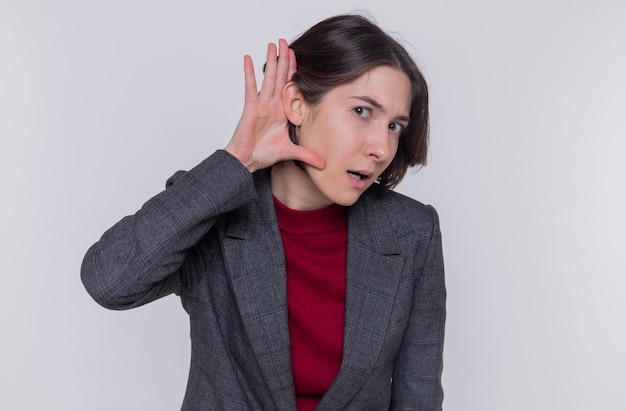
xmin=273 ymin=196 xmax=347 ymax=411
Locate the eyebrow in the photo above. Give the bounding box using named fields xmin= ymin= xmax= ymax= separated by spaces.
xmin=351 ymin=96 xmax=410 ymax=123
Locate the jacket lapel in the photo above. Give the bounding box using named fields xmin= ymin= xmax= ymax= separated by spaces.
xmin=318 ymin=192 xmax=405 ymax=409
xmin=222 ymin=171 xmax=404 ymax=409
xmin=222 ymin=170 xmax=296 ymax=410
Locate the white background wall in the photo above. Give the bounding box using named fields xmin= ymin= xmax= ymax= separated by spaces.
xmin=1 ymin=1 xmax=625 ymax=410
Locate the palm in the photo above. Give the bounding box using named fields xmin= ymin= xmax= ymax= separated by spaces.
xmin=225 ymin=39 xmax=324 ymax=173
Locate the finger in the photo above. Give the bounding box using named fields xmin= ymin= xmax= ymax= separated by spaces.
xmin=287 ymin=48 xmax=297 ymax=80
xmin=259 ymin=42 xmax=277 ymax=98
xmin=275 ymin=39 xmax=290 ymax=90
xmin=242 ymin=55 xmax=258 ymax=105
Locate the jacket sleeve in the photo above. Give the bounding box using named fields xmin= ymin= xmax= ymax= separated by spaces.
xmin=80 ymin=150 xmax=257 ymax=310
xmin=391 ymin=206 xmax=446 ymax=410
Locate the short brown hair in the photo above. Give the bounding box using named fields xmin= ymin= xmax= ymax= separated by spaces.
xmin=288 ymin=14 xmax=429 ymax=193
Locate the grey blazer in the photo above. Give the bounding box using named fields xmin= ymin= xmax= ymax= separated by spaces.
xmin=81 ymin=150 xmax=446 ymax=410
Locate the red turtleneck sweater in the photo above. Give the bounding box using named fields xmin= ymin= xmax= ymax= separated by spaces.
xmin=273 ymin=196 xmax=347 ymax=411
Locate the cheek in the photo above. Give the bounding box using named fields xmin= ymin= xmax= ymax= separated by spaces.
xmin=387 ymin=139 xmax=401 ymax=163
xmin=303 ymin=116 xmax=349 ymax=155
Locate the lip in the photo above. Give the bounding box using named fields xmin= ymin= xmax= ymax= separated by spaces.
xmin=347 ymin=170 xmax=373 ymax=190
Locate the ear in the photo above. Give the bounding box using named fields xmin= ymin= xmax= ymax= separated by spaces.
xmin=282 ymin=81 xmax=306 ymax=126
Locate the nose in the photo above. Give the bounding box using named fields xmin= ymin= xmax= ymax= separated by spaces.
xmin=364 ymin=125 xmax=393 ymax=162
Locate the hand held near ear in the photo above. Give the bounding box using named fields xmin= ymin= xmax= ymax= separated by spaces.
xmin=224 ymin=39 xmax=325 ymax=173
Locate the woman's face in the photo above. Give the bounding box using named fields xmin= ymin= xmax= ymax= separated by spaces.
xmin=294 ymin=65 xmax=412 ymax=208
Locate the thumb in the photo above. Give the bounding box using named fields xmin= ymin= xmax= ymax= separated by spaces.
xmin=282 ymin=145 xmax=326 ymax=170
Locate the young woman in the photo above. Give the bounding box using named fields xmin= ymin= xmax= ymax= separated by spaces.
xmin=82 ymin=14 xmax=446 ymax=410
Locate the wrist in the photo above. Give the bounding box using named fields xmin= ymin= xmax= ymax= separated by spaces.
xmin=223 ymin=145 xmax=257 ymax=173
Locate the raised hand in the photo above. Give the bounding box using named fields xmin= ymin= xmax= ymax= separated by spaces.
xmin=224 ymin=39 xmax=325 ymax=173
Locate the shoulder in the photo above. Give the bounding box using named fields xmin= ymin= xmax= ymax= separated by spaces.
xmin=346 ymin=188 xmax=441 ymax=256
xmin=357 ymin=188 xmax=440 ymax=236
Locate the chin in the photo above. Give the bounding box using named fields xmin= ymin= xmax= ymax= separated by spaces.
xmin=334 ymin=199 xmax=358 ymax=207
xmin=330 ymin=192 xmax=364 ymax=207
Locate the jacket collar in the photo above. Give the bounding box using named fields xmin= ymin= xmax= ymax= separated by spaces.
xmin=224 ymin=169 xmax=404 ymax=409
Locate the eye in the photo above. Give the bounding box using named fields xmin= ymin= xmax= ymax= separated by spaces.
xmin=353 ymin=106 xmax=371 ymax=119
xmin=388 ymin=122 xmax=407 ymax=136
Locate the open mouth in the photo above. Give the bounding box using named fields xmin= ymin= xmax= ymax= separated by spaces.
xmin=348 ymin=171 xmax=368 ymax=181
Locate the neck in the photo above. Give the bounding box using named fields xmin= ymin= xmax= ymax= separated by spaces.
xmin=270 ymin=161 xmax=332 ymax=210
